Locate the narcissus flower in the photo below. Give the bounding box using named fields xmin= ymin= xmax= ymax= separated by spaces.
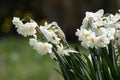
xmin=12 ymin=17 xmax=37 ymax=37
xmin=29 ymin=38 xmax=52 ymax=55
xmin=12 ymin=17 xmax=23 ymax=28
xmin=96 ymin=34 xmax=110 ymax=47
xmin=39 ymin=22 xmax=61 ymax=44
xmin=82 ymin=9 xmax=104 ymax=28
xmin=57 ymin=44 xmax=78 ymax=56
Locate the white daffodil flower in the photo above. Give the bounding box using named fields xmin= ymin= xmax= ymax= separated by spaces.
xmin=96 ymin=34 xmax=110 ymax=47
xmin=29 ymin=38 xmax=38 ymax=46
xmin=82 ymin=9 xmax=104 ymax=27
xmin=57 ymin=44 xmax=69 ymax=56
xmin=88 ymin=32 xmax=97 ymax=48
xmin=33 ymin=42 xmax=52 ymax=55
xmin=40 ymin=27 xmax=61 ymax=44
xmin=39 ymin=22 xmax=61 ymax=44
xmin=106 ymin=28 xmax=115 ymax=40
xmin=19 ymin=22 xmax=37 ymax=37
xmin=29 ymin=38 xmax=52 ymax=55
xmin=76 ymin=28 xmax=91 ymax=42
xmin=12 ymin=17 xmax=37 ymax=37
xmin=57 ymin=44 xmax=78 ymax=56
xmin=75 ymin=29 xmax=82 ymax=41
xmin=96 ymin=28 xmax=107 ymax=36
xmin=82 ymin=29 xmax=91 ymax=41
xmin=12 ymin=17 xmax=23 ymax=28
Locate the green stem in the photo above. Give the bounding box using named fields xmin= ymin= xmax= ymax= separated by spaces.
xmin=89 ymin=48 xmax=102 ymax=80
xmin=108 ymin=41 xmax=119 ymax=79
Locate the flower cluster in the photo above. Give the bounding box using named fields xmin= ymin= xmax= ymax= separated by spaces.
xmin=12 ymin=17 xmax=76 ymax=56
xmin=75 ymin=9 xmax=120 ymax=49
xmin=12 ymin=10 xmax=120 ymax=80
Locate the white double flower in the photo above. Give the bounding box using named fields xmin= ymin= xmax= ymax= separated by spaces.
xmin=12 ymin=17 xmax=37 ymax=37
xmin=29 ymin=38 xmax=52 ymax=55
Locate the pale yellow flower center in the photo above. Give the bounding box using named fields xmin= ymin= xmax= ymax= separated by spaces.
xmin=84 ymin=34 xmax=89 ymax=38
xmin=91 ymin=38 xmax=95 ymax=43
xmin=99 ymin=39 xmax=104 ymax=44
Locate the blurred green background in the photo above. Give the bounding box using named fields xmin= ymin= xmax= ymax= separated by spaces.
xmin=0 ymin=0 xmax=120 ymax=80
xmin=0 ymin=36 xmax=63 ymax=80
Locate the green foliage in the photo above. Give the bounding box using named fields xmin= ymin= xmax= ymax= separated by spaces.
xmin=54 ymin=41 xmax=120 ymax=80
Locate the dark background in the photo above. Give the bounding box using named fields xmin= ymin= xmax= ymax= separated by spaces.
xmin=0 ymin=0 xmax=120 ymax=42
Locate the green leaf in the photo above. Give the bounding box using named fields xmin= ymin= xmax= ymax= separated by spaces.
xmin=84 ymin=55 xmax=96 ymax=80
